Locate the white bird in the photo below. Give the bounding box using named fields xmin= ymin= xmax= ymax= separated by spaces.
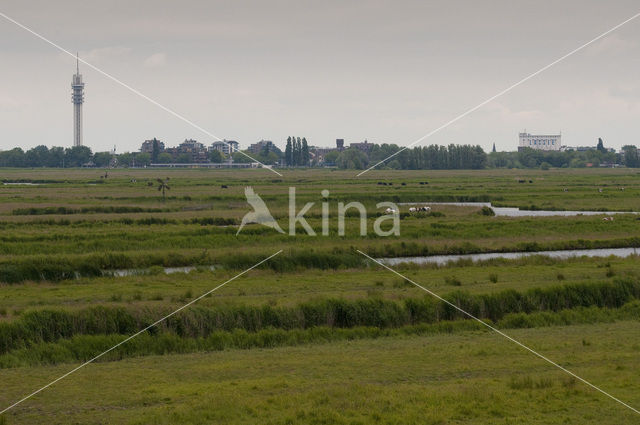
xmin=237 ymin=187 xmax=285 ymax=235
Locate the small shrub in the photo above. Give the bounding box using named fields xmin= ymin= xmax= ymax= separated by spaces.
xmin=445 ymin=276 xmax=462 ymax=286
xmin=606 ymin=267 xmax=615 ymax=278
xmin=479 ymin=206 xmax=495 ymax=216
xmin=508 ymin=375 xmax=553 ymax=390
xmin=488 ymin=273 xmax=498 ymax=283
xmin=393 ymin=279 xmax=413 ymax=288
xmin=147 ymin=266 xmax=165 ymax=276
xmin=536 ymin=378 xmax=553 ymax=389
xmin=366 ymin=289 xmax=383 ymax=298
xmin=508 ymin=375 xmax=533 ymax=390
xmin=556 ymin=273 xmax=565 ymax=281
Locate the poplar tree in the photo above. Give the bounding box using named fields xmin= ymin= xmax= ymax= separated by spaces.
xmin=285 ymin=137 xmax=293 ymax=166
xmin=294 ymin=137 xmax=302 ymax=166
xmin=301 ymin=137 xmax=310 ymax=166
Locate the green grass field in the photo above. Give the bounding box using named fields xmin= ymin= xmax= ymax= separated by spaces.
xmin=1 ymin=168 xmax=639 ymax=424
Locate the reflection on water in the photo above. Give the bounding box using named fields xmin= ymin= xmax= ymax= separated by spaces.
xmin=379 ymin=247 xmax=639 ymax=266
xmin=398 ymin=202 xmax=637 ymax=217
xmin=2 ymin=182 xmax=41 ymax=186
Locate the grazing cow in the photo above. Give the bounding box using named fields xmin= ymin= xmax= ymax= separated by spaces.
xmin=603 ymin=216 xmax=614 ymax=221
xmin=598 ymin=188 xmax=603 ymax=193
xmin=221 ymin=185 xmax=228 ymax=189
xmin=385 ymin=207 xmax=397 ymax=214
xmin=518 ymin=180 xmax=525 ymax=183
xmin=409 ymin=207 xmax=417 ymax=212
xmin=419 ymin=206 xmax=431 ymax=212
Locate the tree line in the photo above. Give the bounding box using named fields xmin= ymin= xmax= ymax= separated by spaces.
xmin=331 ymin=144 xmax=487 ymax=170
xmin=1 ymin=142 xmax=639 ymax=169
xmin=331 ymin=142 xmax=640 ymax=170
xmin=488 ymin=146 xmax=638 ymax=169
xmin=0 ymin=146 xmax=101 ymax=168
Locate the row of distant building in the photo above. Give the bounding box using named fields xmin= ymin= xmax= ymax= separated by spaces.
xmin=139 ymin=132 xmax=618 ymax=164
xmin=140 ymin=138 xmax=275 ymax=163
xmin=139 ymin=137 xmax=372 ymax=164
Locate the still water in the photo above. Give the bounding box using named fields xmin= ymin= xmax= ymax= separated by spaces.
xmin=398 ymin=202 xmax=637 ymax=217
xmin=379 ymin=247 xmax=639 ymax=266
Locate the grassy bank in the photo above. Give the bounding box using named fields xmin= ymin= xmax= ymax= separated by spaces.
xmin=1 ymin=320 xmax=639 ymax=424
xmin=2 ymin=278 xmax=638 ymax=357
xmin=1 ymin=301 xmax=639 ymax=369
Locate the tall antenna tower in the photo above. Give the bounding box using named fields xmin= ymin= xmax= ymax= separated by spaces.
xmin=71 ymin=53 xmax=85 ymax=147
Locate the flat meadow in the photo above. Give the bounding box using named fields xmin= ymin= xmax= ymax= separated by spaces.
xmin=0 ymin=167 xmax=639 ymax=424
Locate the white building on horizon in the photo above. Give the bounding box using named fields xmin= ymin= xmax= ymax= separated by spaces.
xmin=210 ymin=140 xmax=239 ymax=156
xmin=518 ymin=131 xmax=562 ymax=151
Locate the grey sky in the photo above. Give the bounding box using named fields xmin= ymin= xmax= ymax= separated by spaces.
xmin=1 ymin=0 xmax=639 ymax=153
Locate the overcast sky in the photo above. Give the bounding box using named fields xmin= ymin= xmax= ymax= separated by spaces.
xmin=1 ymin=0 xmax=639 ymax=153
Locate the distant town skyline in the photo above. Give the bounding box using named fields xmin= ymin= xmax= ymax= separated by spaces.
xmin=1 ymin=0 xmax=640 ymax=153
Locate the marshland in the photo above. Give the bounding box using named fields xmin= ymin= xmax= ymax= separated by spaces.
xmin=1 ymin=167 xmax=639 ymax=424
